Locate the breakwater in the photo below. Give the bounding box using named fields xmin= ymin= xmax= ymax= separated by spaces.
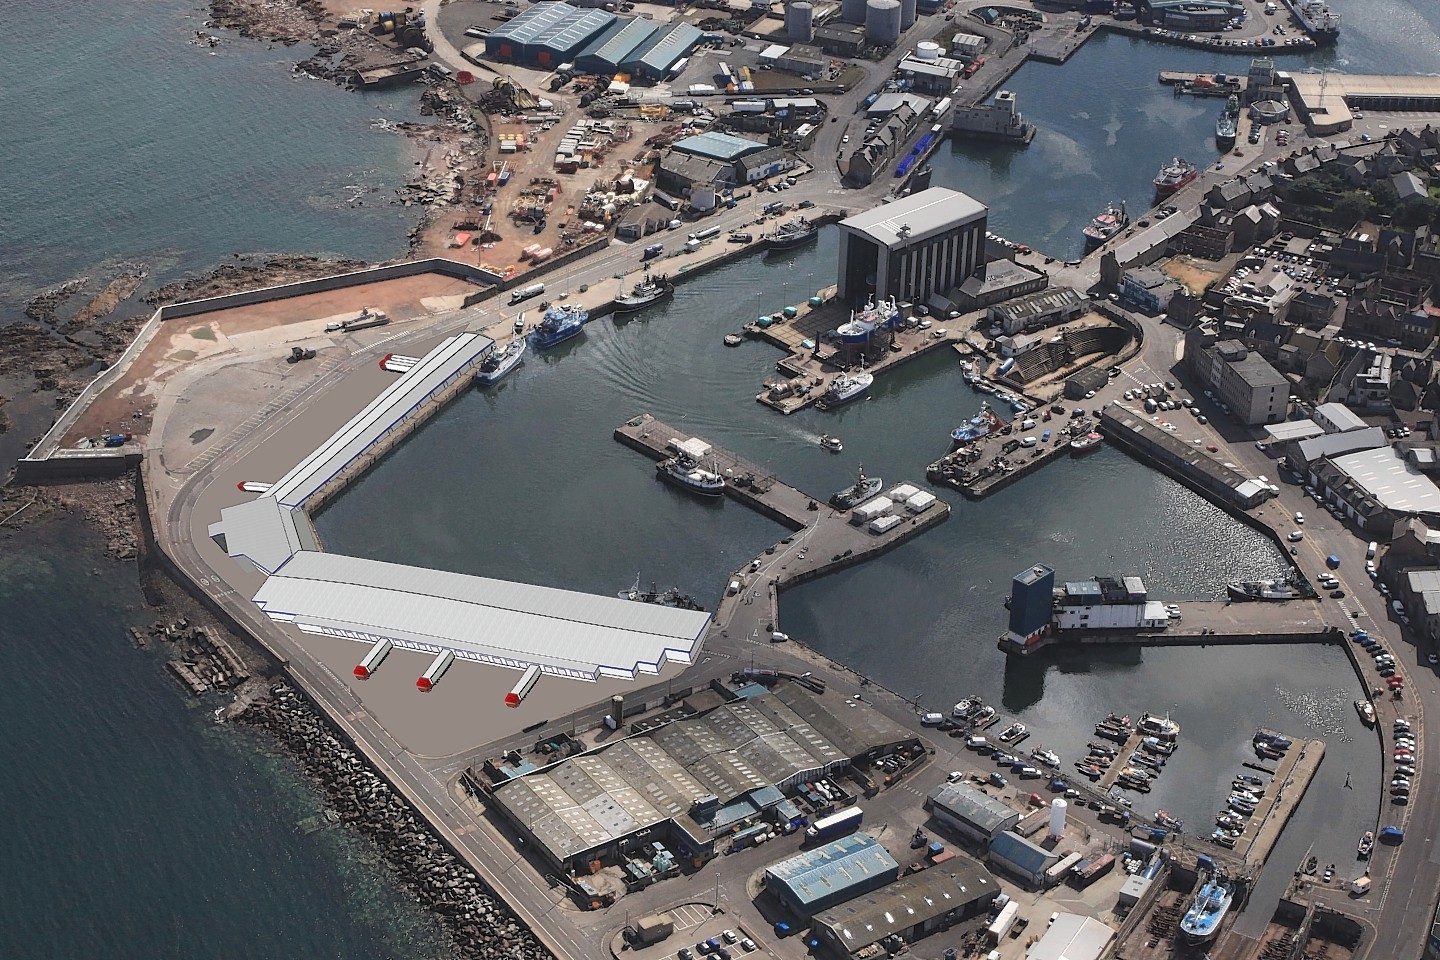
xmin=236 ymin=684 xmax=552 ymax=960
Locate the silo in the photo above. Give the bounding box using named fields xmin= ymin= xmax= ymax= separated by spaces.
xmin=865 ymin=0 xmax=902 ymax=45
xmin=899 ymin=0 xmax=917 ymax=30
xmin=1049 ymin=798 xmax=1068 ymax=839
xmin=786 ymin=2 xmax=815 ymax=42
xmin=841 ymin=0 xmax=868 ymax=24
xmin=915 ymin=40 xmax=941 ymax=61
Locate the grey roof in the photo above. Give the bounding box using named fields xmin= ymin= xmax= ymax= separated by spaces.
xmin=1108 ymin=208 xmax=1199 ymax=266
xmin=207 ymin=497 xmax=319 ymax=575
xmin=672 ymin=131 xmax=770 ymax=162
xmin=1314 ymin=401 xmax=1368 ymax=433
xmin=898 ymin=54 xmax=963 ymax=79
xmin=1330 ymin=447 xmax=1440 ymax=515
xmin=927 ymin=782 xmax=1021 ymax=833
xmin=623 ymin=21 xmax=701 ymax=75
xmin=487 ymin=3 xmax=616 ymax=53
xmin=1228 ymin=350 xmax=1288 ymax=389
xmin=251 ymin=551 xmax=709 ymax=681
xmin=813 ymin=861 xmax=998 ymax=950
xmin=1263 ymin=419 xmax=1325 ymax=443
xmin=765 ymin=834 xmax=900 ymax=908
xmin=268 ymin=332 xmax=494 ymax=508
xmin=575 ymin=17 xmax=659 ymax=69
xmin=841 ymin=188 xmax=988 ymax=248
xmin=1295 ymin=427 xmax=1386 ymax=463
xmin=987 ymin=831 xmax=1056 ymax=877
xmin=990 ymin=287 xmax=1087 ymax=324
xmin=494 ymin=685 xmax=901 ymax=864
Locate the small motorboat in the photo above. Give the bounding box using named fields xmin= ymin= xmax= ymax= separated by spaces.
xmin=1156 ymin=810 xmax=1184 ymax=830
xmin=819 ymin=433 xmax=843 ymax=453
xmin=1323 ymin=863 xmax=1336 ymax=883
xmin=1031 ymin=747 xmax=1061 ymax=768
xmin=1303 ymin=855 xmax=1318 ymax=875
xmin=723 ymin=333 xmax=744 ymax=347
xmin=1358 ymin=831 xmax=1374 ymax=859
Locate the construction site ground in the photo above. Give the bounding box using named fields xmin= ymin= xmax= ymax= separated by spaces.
xmin=1162 ymin=256 xmax=1229 ymax=297
xmin=60 ymin=271 xmax=475 ymax=448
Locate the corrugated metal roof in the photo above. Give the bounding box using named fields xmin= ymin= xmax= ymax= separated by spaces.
xmin=672 ymin=131 xmax=770 ymax=162
xmin=623 ymin=21 xmax=702 ymax=75
xmin=765 ymin=834 xmax=899 ymax=907
xmin=487 ymin=3 xmax=616 ymax=52
xmin=813 ymin=861 xmax=997 ymax=949
xmin=926 ymin=782 xmax=1020 ymax=833
xmin=251 ymin=551 xmax=709 ymax=680
xmin=840 ymin=187 xmax=987 ymax=248
xmin=576 ymin=17 xmax=659 ymax=69
xmin=987 ymin=831 xmax=1056 ymax=877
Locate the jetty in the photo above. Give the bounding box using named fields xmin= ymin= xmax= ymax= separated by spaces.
xmin=1000 ymin=600 xmax=1336 ymax=656
xmin=614 ymin=414 xmax=951 ymax=642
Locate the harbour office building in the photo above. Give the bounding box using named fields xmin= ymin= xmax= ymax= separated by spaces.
xmin=837 ymin=188 xmax=988 ymax=307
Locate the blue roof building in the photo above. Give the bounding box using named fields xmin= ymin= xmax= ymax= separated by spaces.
xmin=671 ymin=131 xmax=771 ymax=163
xmin=987 ymin=831 xmax=1059 ymax=889
xmin=764 ymin=833 xmax=900 ymax=916
xmin=621 ymin=21 xmax=703 ymax=79
xmin=485 ymin=3 xmax=617 ymax=67
xmin=574 ymin=17 xmax=660 ymax=74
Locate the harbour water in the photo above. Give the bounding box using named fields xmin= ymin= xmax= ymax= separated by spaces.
xmin=2 ymin=0 xmax=1437 ymax=951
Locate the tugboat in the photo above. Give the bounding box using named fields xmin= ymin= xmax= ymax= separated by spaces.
xmin=475 ymin=336 xmax=527 ymax=385
xmin=657 ymin=456 xmax=725 ymax=498
xmin=829 ymin=465 xmax=883 ymax=509
xmin=1082 ymin=201 xmax=1129 ymax=248
xmin=817 ymin=368 xmax=873 ymax=409
xmin=761 ymin=217 xmax=819 ymax=250
xmin=528 ymin=303 xmax=589 ymax=350
xmin=1153 ymin=157 xmax=1199 ymax=198
xmin=612 ymin=271 xmax=674 ymax=315
xmin=819 ymin=433 xmax=844 ymax=453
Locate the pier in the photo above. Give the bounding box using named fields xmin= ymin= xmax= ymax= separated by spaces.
xmin=1000 ymin=600 xmax=1336 ymax=656
xmin=742 ymin=297 xmax=964 ymax=416
xmin=614 ymin=413 xmax=951 ymax=641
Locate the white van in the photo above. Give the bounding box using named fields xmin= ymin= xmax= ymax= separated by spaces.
xmin=1019 ymin=436 xmax=1038 ymax=447
xmin=727 ymin=580 xmax=741 ymax=596
xmin=1367 ymin=542 xmax=1378 ymax=560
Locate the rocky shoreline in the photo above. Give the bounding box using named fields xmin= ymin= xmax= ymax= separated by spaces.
xmin=235 ymin=684 xmax=554 ymax=960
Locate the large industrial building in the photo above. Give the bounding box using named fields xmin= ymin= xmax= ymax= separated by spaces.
xmin=925 ymin=782 xmax=1021 ymax=847
xmin=986 ymin=831 xmax=1059 ymax=888
xmin=483 ymin=4 xmax=700 ymax=75
xmin=837 ymin=187 xmax=988 ymax=306
xmin=810 ymin=860 xmax=999 ymax=957
xmin=483 ymin=3 xmax=617 ymax=68
xmin=764 ymin=833 xmax=901 ymax=917
xmin=208 ymin=334 xmax=711 ymax=685
xmin=491 ymin=683 xmax=917 ymax=871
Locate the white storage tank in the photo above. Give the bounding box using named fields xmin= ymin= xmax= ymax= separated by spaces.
xmin=915 ymin=40 xmax=941 ymax=61
xmin=841 ymin=0 xmax=869 ymax=24
xmin=851 ymin=496 xmax=894 ymax=523
xmin=1049 ymin=798 xmax=1068 ymax=839
xmin=906 ymin=491 xmax=937 ymax=513
xmin=899 ymin=0 xmax=917 ymax=29
xmin=887 ymin=483 xmax=920 ymax=501
xmin=866 ymin=0 xmax=902 ymax=45
xmin=786 ymin=1 xmax=816 ymax=42
xmin=870 ymin=514 xmax=903 ymax=534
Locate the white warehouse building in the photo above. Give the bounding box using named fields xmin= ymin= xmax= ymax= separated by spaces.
xmin=208 ymin=332 xmax=711 ymax=683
